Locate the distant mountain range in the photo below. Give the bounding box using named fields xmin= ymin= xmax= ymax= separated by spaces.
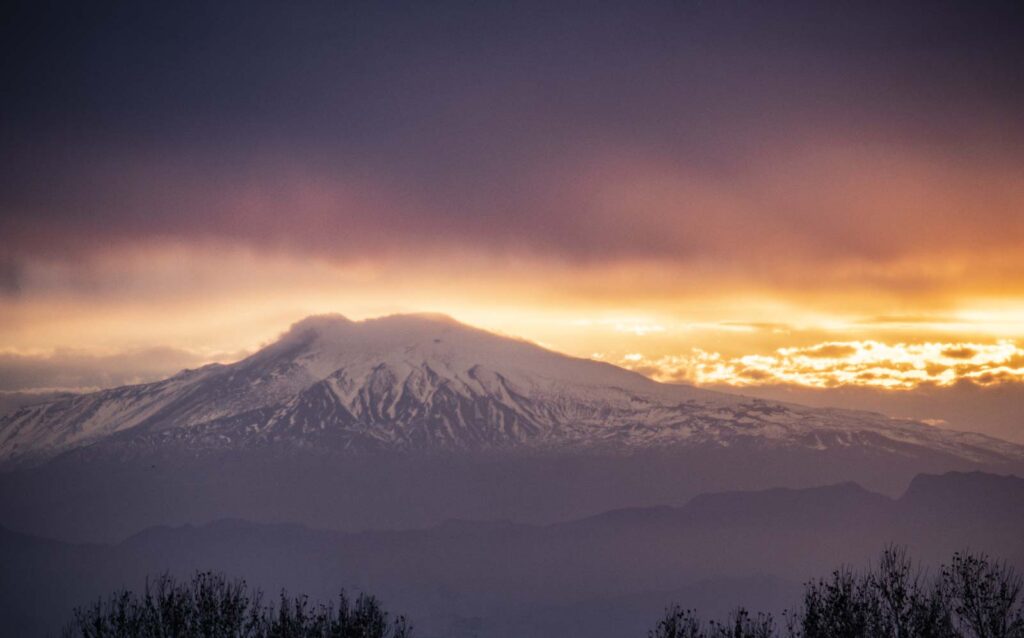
xmin=3 ymin=471 xmax=1022 ymax=638
xmin=1 ymin=314 xmax=1022 ymax=542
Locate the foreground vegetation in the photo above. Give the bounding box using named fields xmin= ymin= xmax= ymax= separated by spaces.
xmin=64 ymin=572 xmax=410 ymax=638
xmin=652 ymin=548 xmax=1024 ymax=638
xmin=63 ymin=548 xmax=1022 ymax=638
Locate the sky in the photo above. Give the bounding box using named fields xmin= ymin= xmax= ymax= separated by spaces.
xmin=2 ymin=0 xmax=1023 ymax=441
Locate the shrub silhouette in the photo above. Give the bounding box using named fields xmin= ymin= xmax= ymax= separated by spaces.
xmin=652 ymin=607 xmax=777 ymax=638
xmin=63 ymin=571 xmax=411 ymax=638
xmin=651 ymin=548 xmax=1024 ymax=638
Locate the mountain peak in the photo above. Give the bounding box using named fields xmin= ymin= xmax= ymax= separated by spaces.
xmin=288 ymin=313 xmax=356 ymax=331
xmin=251 ymin=310 xmax=611 ymax=397
xmin=287 ymin=312 xmax=463 ymax=333
xmin=276 ymin=312 xmax=477 ymax=349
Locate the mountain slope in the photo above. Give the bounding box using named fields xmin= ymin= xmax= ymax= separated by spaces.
xmin=2 ymin=314 xmax=1021 ymax=467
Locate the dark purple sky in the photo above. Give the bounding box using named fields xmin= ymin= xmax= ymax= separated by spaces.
xmin=3 ymin=0 xmax=1023 ymax=267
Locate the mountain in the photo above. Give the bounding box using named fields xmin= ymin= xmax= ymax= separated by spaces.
xmin=2 ymin=472 xmax=1022 ymax=638
xmin=1 ymin=314 xmax=1023 ymax=543
xmin=2 ymin=313 xmax=1021 ymax=466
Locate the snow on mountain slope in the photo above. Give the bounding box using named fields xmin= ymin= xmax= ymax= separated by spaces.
xmin=2 ymin=314 xmax=1022 ymax=466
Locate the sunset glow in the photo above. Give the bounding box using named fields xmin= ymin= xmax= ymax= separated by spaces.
xmin=616 ymin=340 xmax=1024 ymax=390
xmin=2 ymin=0 xmax=1023 ymax=446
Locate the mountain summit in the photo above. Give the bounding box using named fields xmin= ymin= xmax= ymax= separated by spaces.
xmin=2 ymin=313 xmax=1022 ymax=468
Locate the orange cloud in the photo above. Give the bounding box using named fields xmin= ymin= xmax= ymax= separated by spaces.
xmin=617 ymin=340 xmax=1024 ymax=390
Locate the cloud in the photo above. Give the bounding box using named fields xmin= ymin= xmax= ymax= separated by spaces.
xmin=941 ymin=346 xmax=978 ymax=359
xmin=2 ymin=1 xmax=1024 ymax=305
xmin=617 ymin=340 xmax=1024 ymax=390
xmin=802 ymin=344 xmax=858 ymax=358
xmin=717 ymin=322 xmax=792 ymax=333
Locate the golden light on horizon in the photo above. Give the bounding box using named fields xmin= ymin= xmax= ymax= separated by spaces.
xmin=615 ymin=340 xmax=1024 ymax=390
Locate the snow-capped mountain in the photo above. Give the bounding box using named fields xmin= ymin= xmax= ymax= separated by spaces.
xmin=2 ymin=314 xmax=1022 ymax=468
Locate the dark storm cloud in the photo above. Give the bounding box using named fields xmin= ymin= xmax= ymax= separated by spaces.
xmin=2 ymin=0 xmax=1023 ymax=268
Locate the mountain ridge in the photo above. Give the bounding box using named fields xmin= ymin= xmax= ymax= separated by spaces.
xmin=2 ymin=471 xmax=1022 ymax=638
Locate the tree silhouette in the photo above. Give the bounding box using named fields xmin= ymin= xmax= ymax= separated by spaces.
xmin=651 ymin=548 xmax=1024 ymax=638
xmin=63 ymin=571 xmax=411 ymax=638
